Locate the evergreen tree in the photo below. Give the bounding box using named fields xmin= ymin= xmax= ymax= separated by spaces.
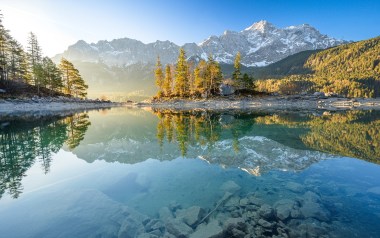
xmin=232 ymin=52 xmax=241 ymax=85
xmin=163 ymin=64 xmax=172 ymax=97
xmin=174 ymin=48 xmax=188 ymax=97
xmin=27 ymin=32 xmax=43 ymax=93
xmin=41 ymin=57 xmax=63 ymax=92
xmin=154 ymin=56 xmax=164 ymax=97
xmin=194 ymin=59 xmax=207 ymax=95
xmin=59 ymin=58 xmax=88 ymax=98
xmin=206 ymin=55 xmax=223 ymax=96
xmin=0 ymin=12 xmax=9 ymax=82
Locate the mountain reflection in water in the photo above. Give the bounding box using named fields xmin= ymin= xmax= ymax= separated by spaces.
xmin=1 ymin=108 xmax=379 ymax=199
xmin=1 ymin=108 xmax=380 ymax=238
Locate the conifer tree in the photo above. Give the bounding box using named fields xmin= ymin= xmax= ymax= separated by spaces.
xmin=59 ymin=58 xmax=87 ymax=98
xmin=154 ymin=56 xmax=164 ymax=97
xmin=163 ymin=64 xmax=172 ymax=97
xmin=194 ymin=59 xmax=207 ymax=95
xmin=232 ymin=52 xmax=241 ymax=86
xmin=174 ymin=48 xmax=188 ymax=97
xmin=206 ymin=55 xmax=223 ymax=96
xmin=41 ymin=57 xmax=63 ymax=92
xmin=27 ymin=32 xmax=43 ymax=93
xmin=0 ymin=12 xmax=9 ymax=82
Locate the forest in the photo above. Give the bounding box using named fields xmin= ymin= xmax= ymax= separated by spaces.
xmin=256 ymin=36 xmax=380 ymax=97
xmin=156 ymin=36 xmax=380 ymax=98
xmin=0 ymin=12 xmax=88 ymax=98
xmin=154 ymin=49 xmax=254 ymax=98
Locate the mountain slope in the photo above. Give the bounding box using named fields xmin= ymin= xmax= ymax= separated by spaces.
xmin=256 ymin=36 xmax=380 ymax=97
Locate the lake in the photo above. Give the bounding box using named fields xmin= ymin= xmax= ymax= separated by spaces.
xmin=0 ymin=107 xmax=380 ymax=238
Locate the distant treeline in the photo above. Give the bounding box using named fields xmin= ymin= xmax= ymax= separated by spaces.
xmin=0 ymin=11 xmax=88 ymax=98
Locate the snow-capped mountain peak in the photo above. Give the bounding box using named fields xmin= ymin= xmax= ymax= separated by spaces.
xmin=244 ymin=20 xmax=275 ymax=32
xmin=54 ymin=20 xmax=348 ymax=67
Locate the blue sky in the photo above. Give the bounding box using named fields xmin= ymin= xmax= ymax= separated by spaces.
xmin=1 ymin=0 xmax=379 ymax=56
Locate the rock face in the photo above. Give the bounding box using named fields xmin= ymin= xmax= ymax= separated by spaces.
xmin=54 ymin=20 xmax=347 ymax=67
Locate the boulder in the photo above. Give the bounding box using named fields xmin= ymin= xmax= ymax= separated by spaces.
xmin=118 ymin=217 xmax=143 ymax=238
xmin=258 ymin=204 xmax=274 ymax=220
xmin=219 ymin=83 xmax=235 ymax=96
xmin=300 ymin=201 xmax=330 ymax=222
xmin=190 ymin=220 xmax=224 ymax=238
xmin=313 ymin=92 xmax=325 ymax=97
xmin=220 ymin=180 xmax=241 ymax=193
xmin=223 ymin=217 xmax=245 ymax=230
xmin=177 ymin=206 xmax=206 ymax=227
xmin=274 ymin=199 xmax=295 ymax=221
xmin=258 ymin=218 xmax=274 ymax=229
xmin=166 ymin=218 xmax=193 ymax=238
xmin=303 ymin=191 xmax=321 ymax=203
xmin=159 ymin=207 xmax=174 ymax=222
xmin=145 ymin=219 xmax=165 ymax=233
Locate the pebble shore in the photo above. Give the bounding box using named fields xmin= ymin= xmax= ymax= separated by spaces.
xmin=0 ymin=96 xmax=125 ymax=116
xmin=137 ymin=95 xmax=380 ymax=111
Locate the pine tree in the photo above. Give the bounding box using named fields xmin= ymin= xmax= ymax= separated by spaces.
xmin=163 ymin=64 xmax=172 ymax=97
xmin=27 ymin=32 xmax=43 ymax=93
xmin=0 ymin=11 xmax=9 ymax=82
xmin=232 ymin=52 xmax=241 ymax=87
xmin=206 ymin=55 xmax=223 ymax=96
xmin=59 ymin=58 xmax=88 ymax=98
xmin=194 ymin=59 xmax=207 ymax=95
xmin=174 ymin=48 xmax=188 ymax=97
xmin=154 ymin=56 xmax=164 ymax=97
xmin=41 ymin=57 xmax=63 ymax=92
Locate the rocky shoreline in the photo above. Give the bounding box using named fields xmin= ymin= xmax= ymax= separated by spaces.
xmin=0 ymin=96 xmax=125 ymax=116
xmin=137 ymin=95 xmax=380 ymax=111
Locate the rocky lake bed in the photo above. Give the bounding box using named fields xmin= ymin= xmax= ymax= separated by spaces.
xmin=111 ymin=176 xmax=379 ymax=238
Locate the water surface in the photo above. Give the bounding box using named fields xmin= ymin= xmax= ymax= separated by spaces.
xmin=1 ymin=108 xmax=380 ymax=237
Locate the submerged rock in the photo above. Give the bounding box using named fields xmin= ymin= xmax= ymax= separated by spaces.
xmin=177 ymin=206 xmax=206 ymax=227
xmin=274 ymin=199 xmax=295 ymax=221
xmin=286 ymin=182 xmax=304 ymax=193
xmin=300 ymin=201 xmax=330 ymax=222
xmin=159 ymin=207 xmax=174 ymax=222
xmin=190 ymin=220 xmax=224 ymax=238
xmin=220 ymin=180 xmax=241 ymax=194
xmin=258 ymin=218 xmax=274 ymax=228
xmin=258 ymin=204 xmax=274 ymax=220
xmin=166 ymin=218 xmax=193 ymax=237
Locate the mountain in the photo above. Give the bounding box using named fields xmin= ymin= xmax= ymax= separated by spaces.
xmin=53 ymin=20 xmax=346 ymax=67
xmin=256 ymin=36 xmax=380 ymax=97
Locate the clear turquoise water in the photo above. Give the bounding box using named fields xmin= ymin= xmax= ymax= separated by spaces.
xmin=0 ymin=108 xmax=380 ymax=237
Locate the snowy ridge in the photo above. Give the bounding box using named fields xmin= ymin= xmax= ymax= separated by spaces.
xmin=54 ymin=20 xmax=347 ymax=67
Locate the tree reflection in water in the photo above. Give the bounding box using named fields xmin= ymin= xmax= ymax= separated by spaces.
xmin=154 ymin=109 xmax=380 ymax=164
xmin=0 ymin=113 xmax=90 ymax=199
